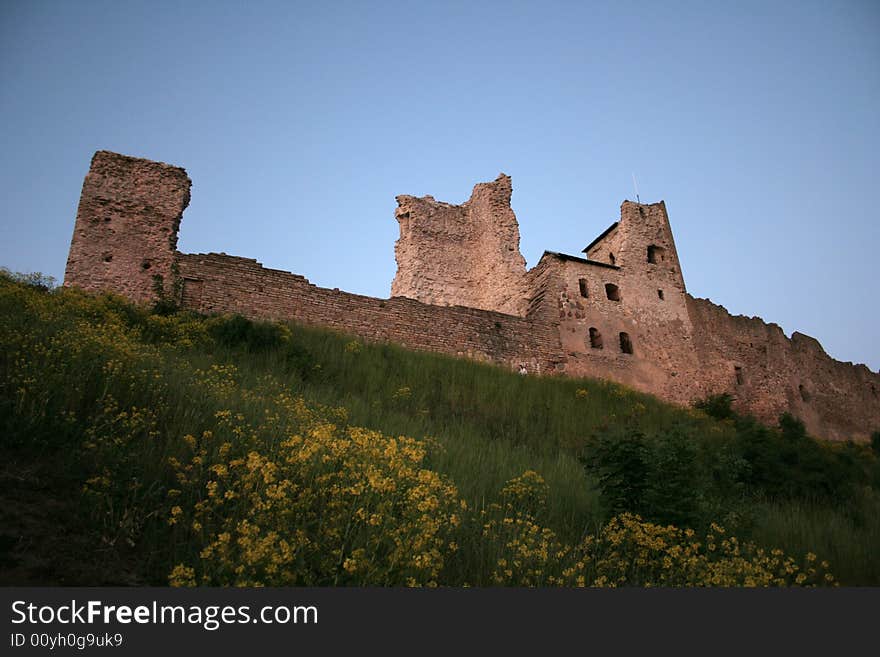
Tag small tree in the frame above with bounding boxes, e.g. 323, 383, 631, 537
582, 429, 649, 517
644, 429, 700, 527
779, 412, 807, 441
694, 393, 734, 420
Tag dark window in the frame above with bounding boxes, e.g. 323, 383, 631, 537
605, 283, 620, 301
657, 289, 664, 300
735, 366, 744, 386
799, 384, 811, 403
619, 332, 633, 354
589, 327, 603, 349
647, 244, 666, 264
141, 260, 152, 271
578, 278, 589, 298
609, 252, 616, 265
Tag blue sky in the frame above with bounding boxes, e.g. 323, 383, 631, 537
1, 1, 878, 371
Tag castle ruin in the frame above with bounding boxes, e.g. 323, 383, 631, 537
64, 151, 880, 442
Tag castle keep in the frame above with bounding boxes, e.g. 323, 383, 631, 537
65, 151, 880, 442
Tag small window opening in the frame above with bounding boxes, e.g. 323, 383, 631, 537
735, 366, 744, 386
605, 283, 620, 301
657, 289, 664, 300
102, 253, 113, 263
647, 244, 667, 264
609, 252, 616, 265
589, 327, 603, 350
619, 332, 633, 354
578, 278, 589, 298
141, 260, 152, 271
799, 384, 811, 403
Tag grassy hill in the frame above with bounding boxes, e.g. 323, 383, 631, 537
1, 270, 878, 586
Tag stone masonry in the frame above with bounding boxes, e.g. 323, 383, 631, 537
64, 151, 880, 442
64, 151, 191, 304
392, 174, 529, 316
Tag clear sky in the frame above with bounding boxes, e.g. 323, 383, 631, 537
1, 1, 878, 371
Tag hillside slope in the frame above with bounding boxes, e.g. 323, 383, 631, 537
1, 272, 878, 585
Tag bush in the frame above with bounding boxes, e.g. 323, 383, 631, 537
578, 513, 836, 587
582, 427, 703, 528
644, 429, 700, 527
0, 267, 57, 291
206, 314, 291, 352
694, 393, 734, 420
581, 429, 649, 518
167, 398, 462, 586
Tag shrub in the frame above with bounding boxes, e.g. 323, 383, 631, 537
644, 428, 700, 527
206, 314, 291, 352
577, 513, 836, 587
581, 429, 649, 518
694, 393, 734, 420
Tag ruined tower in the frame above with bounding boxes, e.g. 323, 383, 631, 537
391, 174, 528, 315
64, 151, 191, 303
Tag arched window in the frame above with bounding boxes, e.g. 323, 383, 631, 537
605, 283, 620, 301
589, 327, 603, 349
619, 332, 633, 354
647, 245, 666, 264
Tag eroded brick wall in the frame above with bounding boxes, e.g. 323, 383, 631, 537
391, 174, 528, 315
687, 296, 880, 442
176, 252, 562, 374
64, 151, 191, 303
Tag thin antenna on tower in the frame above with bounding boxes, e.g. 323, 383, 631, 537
632, 173, 640, 204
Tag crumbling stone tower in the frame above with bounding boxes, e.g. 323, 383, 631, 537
391, 174, 528, 315
64, 151, 191, 303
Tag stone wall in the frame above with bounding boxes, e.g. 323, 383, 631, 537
64, 151, 191, 304
176, 252, 562, 374
687, 296, 880, 442
391, 174, 528, 315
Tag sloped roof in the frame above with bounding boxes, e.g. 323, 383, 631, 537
541, 250, 620, 270
581, 221, 619, 254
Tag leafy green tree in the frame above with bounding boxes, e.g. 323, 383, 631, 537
694, 393, 734, 420
644, 429, 700, 527
582, 429, 649, 517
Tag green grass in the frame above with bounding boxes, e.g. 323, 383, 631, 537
750, 492, 880, 585
1, 270, 878, 585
